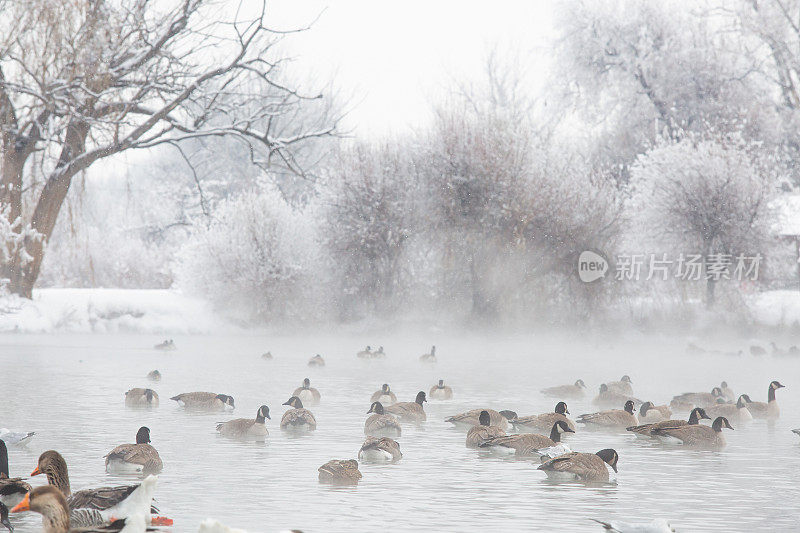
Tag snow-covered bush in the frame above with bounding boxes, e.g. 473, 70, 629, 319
175, 189, 320, 323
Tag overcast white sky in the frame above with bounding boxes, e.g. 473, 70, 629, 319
266, 1, 555, 138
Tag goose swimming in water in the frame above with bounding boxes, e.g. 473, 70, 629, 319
538, 449, 619, 482
292, 378, 321, 407
704, 395, 752, 423
385, 392, 427, 423
593, 384, 641, 410
541, 380, 586, 399
358, 437, 402, 463
743, 381, 785, 420
280, 397, 317, 432
605, 375, 633, 395
429, 380, 454, 400
445, 409, 515, 431
146, 370, 161, 382
578, 400, 637, 429
171, 392, 235, 412
419, 345, 436, 363
11, 485, 150, 533
32, 451, 162, 526
651, 416, 734, 450
124, 389, 158, 408
216, 406, 270, 441
0, 439, 31, 510
308, 354, 325, 367
104, 427, 163, 475
479, 421, 574, 456
370, 384, 397, 405
626, 407, 710, 439
637, 402, 671, 423
318, 460, 361, 485
364, 402, 402, 438
509, 402, 576, 433
466, 411, 506, 448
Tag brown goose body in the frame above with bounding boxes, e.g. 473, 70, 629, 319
510, 402, 576, 433
308, 355, 325, 367
358, 437, 402, 462
370, 384, 398, 405
705, 395, 753, 423
479, 421, 574, 456
318, 460, 361, 485
445, 409, 509, 431
605, 375, 633, 395
364, 402, 401, 437
466, 423, 505, 448
637, 402, 672, 423
541, 380, 586, 399
170, 392, 234, 412
385, 392, 427, 423
538, 449, 619, 482
593, 384, 641, 409
292, 379, 321, 407
104, 427, 162, 475
216, 405, 270, 440
124, 388, 158, 408
626, 407, 710, 437
651, 416, 734, 449
669, 387, 724, 411
429, 380, 454, 400
280, 397, 317, 431
744, 381, 784, 420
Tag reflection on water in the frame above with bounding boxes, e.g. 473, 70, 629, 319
1, 332, 799, 531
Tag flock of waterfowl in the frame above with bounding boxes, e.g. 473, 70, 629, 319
1, 338, 796, 533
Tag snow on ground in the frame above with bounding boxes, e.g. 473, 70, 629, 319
0, 288, 228, 334
749, 290, 800, 327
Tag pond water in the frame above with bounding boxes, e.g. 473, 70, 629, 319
1, 331, 797, 532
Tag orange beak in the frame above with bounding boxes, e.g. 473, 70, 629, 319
11, 493, 30, 513
30, 466, 41, 476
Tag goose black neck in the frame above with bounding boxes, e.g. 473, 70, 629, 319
768, 386, 776, 402
549, 424, 562, 443
256, 413, 266, 423
0, 441, 8, 477
688, 409, 700, 424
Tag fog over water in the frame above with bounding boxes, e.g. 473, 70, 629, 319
2, 331, 798, 532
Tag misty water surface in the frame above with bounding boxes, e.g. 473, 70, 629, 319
1, 332, 798, 532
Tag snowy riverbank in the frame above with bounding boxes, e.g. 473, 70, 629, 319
0, 288, 226, 334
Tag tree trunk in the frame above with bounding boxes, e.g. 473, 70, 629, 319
7, 120, 88, 298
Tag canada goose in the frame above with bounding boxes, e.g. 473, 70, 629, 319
606, 375, 633, 395
170, 392, 235, 412
578, 400, 637, 429
420, 345, 436, 363
292, 378, 321, 406
0, 502, 10, 532
10, 485, 151, 532
750, 345, 766, 356
364, 402, 401, 437
0, 429, 34, 447
638, 402, 671, 423
591, 518, 676, 532
445, 409, 515, 431
651, 416, 734, 449
704, 395, 753, 423
32, 451, 160, 526
356, 346, 373, 359
669, 387, 724, 411
370, 384, 397, 405
385, 392, 427, 423
541, 380, 586, 399
793, 428, 800, 437
280, 397, 317, 432
153, 340, 175, 351
479, 421, 574, 456
124, 388, 158, 408
626, 407, 711, 438
146, 370, 161, 382
509, 402, 577, 433
373, 346, 386, 358
318, 460, 361, 485
429, 380, 454, 400
538, 449, 619, 482
216, 406, 270, 440
261, 351, 273, 360
743, 381, 785, 419
358, 437, 402, 462
593, 384, 641, 409
308, 354, 325, 367
0, 439, 31, 509
104, 427, 163, 475
719, 381, 735, 402
466, 411, 506, 448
